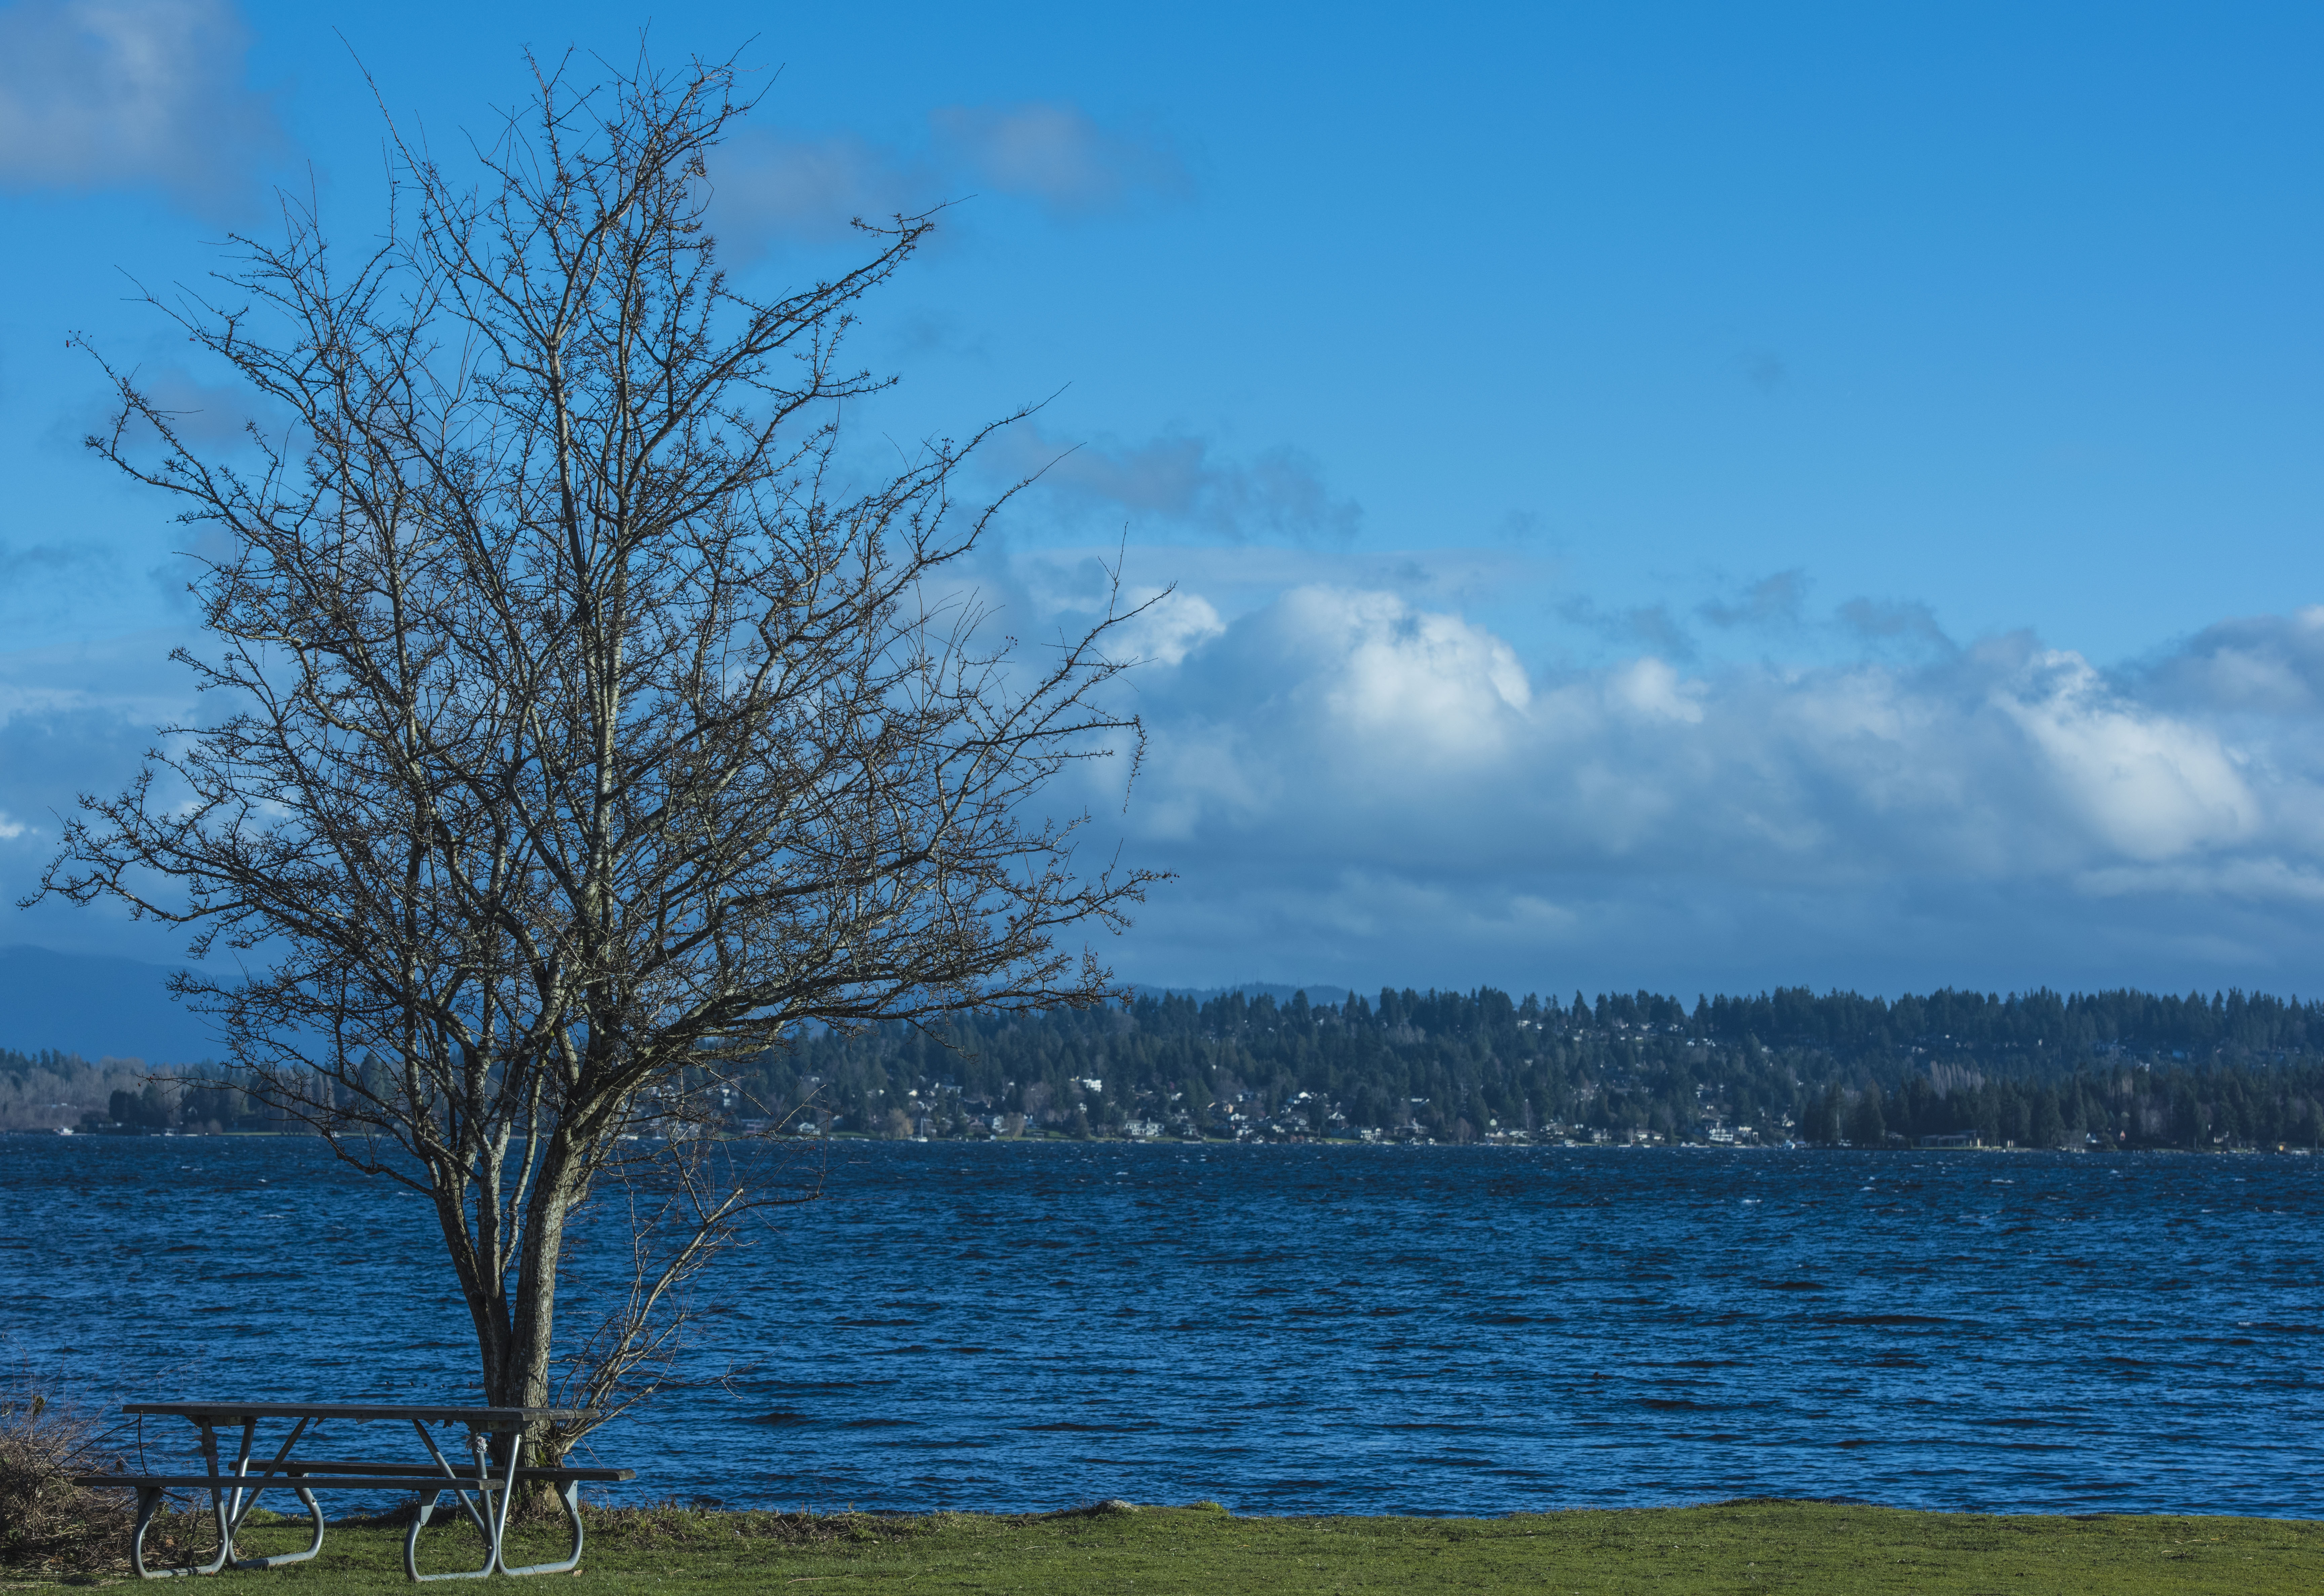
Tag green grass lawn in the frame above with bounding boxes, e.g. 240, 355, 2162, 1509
16, 1500, 2319, 1593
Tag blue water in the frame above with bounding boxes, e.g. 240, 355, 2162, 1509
5, 1135, 2319, 1517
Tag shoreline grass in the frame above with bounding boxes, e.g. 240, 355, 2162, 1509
6, 1500, 2318, 1592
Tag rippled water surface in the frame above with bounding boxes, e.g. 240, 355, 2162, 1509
5, 1135, 2319, 1516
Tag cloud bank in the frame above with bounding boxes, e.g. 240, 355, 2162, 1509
12, 567, 2324, 999
1029, 568, 2324, 996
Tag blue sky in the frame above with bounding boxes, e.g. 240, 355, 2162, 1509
3, 0, 2323, 1016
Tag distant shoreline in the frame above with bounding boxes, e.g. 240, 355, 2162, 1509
13, 1125, 2311, 1155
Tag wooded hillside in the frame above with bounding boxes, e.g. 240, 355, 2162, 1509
739, 984, 2324, 1151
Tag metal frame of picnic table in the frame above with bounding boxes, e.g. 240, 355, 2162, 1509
117, 1401, 597, 1581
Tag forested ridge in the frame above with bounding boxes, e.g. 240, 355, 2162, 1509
742, 984, 2324, 1151
12, 984, 2324, 1149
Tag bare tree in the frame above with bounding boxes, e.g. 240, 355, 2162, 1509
34, 50, 1158, 1461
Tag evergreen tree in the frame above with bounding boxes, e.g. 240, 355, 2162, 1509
1846, 1084, 1887, 1146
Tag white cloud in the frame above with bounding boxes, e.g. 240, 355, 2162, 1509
2137, 607, 2324, 718
0, 629, 194, 727
1995, 649, 2257, 861
1115, 588, 1225, 668
1606, 657, 1701, 724
709, 99, 1187, 249
1004, 425, 1362, 545
929, 102, 1188, 216
1116, 590, 2303, 885
708, 127, 927, 249
1050, 573, 2324, 993
2075, 857, 2324, 904
1175, 587, 1535, 772
0, 0, 280, 211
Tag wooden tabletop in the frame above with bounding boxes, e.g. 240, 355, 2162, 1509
121, 1402, 592, 1428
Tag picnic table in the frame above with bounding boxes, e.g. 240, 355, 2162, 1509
74, 1400, 635, 1580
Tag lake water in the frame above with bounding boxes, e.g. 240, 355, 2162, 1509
4, 1135, 2318, 1517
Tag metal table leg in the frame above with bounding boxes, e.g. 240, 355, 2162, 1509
229, 1483, 325, 1571
484, 1430, 520, 1575
403, 1423, 498, 1580
225, 1417, 321, 1570
128, 1485, 195, 1580
156, 1420, 238, 1577
495, 1478, 588, 1577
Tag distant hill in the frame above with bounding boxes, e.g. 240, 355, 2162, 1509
1131, 981, 1354, 1007
752, 982, 2324, 1152
0, 944, 215, 1063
